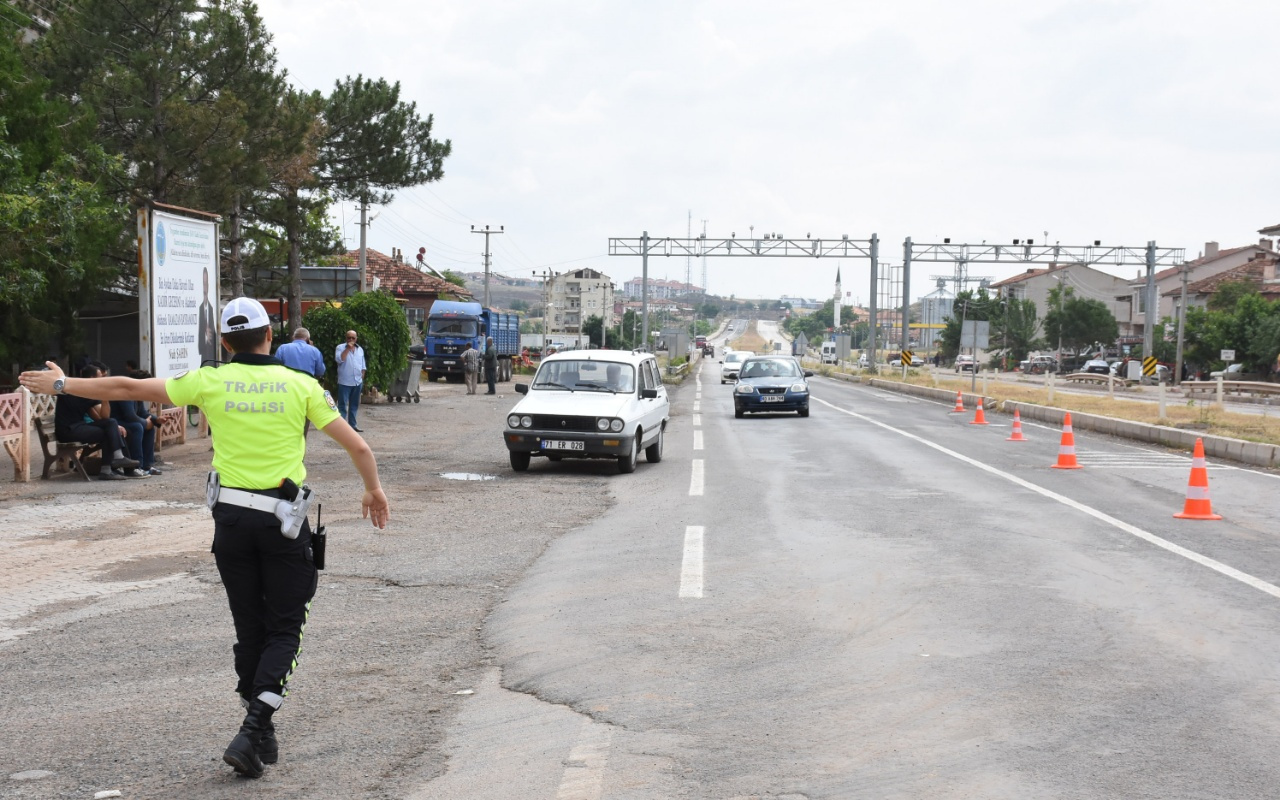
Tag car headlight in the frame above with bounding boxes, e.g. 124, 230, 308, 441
508, 414, 521, 428
735, 384, 755, 394
597, 418, 610, 431
610, 418, 624, 432
521, 416, 532, 428
790, 383, 808, 393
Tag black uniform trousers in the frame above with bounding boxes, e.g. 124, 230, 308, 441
212, 496, 317, 702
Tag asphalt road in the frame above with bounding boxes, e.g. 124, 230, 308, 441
427, 358, 1280, 798
5, 356, 1280, 798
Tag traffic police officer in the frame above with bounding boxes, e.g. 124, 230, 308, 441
21, 297, 390, 779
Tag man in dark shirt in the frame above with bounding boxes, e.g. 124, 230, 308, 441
483, 336, 497, 394
54, 365, 140, 473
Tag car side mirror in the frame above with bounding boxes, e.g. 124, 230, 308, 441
803, 370, 814, 377
515, 384, 528, 394
641, 388, 658, 399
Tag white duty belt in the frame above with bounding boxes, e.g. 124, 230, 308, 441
206, 471, 315, 539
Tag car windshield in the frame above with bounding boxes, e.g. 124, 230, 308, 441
428, 318, 478, 337
533, 359, 635, 392
739, 359, 801, 379
725, 352, 744, 363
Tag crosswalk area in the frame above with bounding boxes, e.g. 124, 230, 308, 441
1074, 449, 1228, 469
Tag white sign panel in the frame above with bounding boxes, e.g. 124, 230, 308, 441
961, 320, 990, 350
1220, 349, 1235, 362
151, 210, 218, 378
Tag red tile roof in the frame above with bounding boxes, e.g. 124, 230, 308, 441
333, 249, 473, 299
1163, 256, 1280, 297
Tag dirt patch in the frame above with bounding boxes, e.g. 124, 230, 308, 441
95, 553, 199, 583
730, 320, 771, 354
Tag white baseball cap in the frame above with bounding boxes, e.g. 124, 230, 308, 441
220, 297, 271, 332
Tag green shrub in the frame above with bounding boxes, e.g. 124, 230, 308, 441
302, 291, 411, 392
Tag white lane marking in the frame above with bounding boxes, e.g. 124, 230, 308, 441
689, 459, 704, 496
814, 396, 1280, 601
555, 718, 613, 800
679, 525, 705, 598
693, 430, 703, 450
693, 414, 702, 427
693, 401, 701, 412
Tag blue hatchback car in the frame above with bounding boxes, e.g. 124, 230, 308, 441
733, 356, 813, 418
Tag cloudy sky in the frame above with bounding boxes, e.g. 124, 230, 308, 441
255, 0, 1280, 303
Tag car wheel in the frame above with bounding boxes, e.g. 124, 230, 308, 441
645, 425, 664, 463
798, 406, 809, 417
618, 435, 638, 474
721, 378, 726, 384
734, 407, 744, 418
509, 451, 530, 472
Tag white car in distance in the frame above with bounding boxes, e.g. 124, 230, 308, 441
721, 350, 748, 383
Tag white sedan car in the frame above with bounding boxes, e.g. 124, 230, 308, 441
504, 351, 669, 474
721, 350, 748, 383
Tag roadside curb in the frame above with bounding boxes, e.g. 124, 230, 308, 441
835, 374, 1280, 469
1002, 401, 1280, 469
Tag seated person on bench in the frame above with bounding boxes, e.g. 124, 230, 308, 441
54, 364, 141, 475
111, 369, 162, 476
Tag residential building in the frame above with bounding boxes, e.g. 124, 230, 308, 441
548, 268, 614, 342
1162, 243, 1280, 309
623, 277, 701, 299
990, 264, 1130, 341
1118, 240, 1274, 343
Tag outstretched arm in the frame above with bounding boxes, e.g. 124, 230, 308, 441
20, 363, 172, 405
320, 417, 389, 529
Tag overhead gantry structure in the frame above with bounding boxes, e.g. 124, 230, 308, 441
609, 233, 1186, 363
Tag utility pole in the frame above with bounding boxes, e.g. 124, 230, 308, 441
902, 237, 912, 353
533, 268, 556, 355
358, 197, 369, 294
641, 230, 650, 348
471, 224, 504, 307
1142, 240, 1157, 359
868, 234, 879, 368
1175, 263, 1189, 385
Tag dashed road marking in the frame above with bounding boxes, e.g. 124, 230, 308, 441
679, 526, 705, 599
555, 717, 613, 800
814, 396, 1280, 601
693, 414, 702, 427
689, 459, 704, 496
693, 430, 703, 450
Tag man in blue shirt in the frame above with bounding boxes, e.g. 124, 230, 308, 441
276, 328, 326, 435
275, 328, 325, 379
334, 329, 367, 432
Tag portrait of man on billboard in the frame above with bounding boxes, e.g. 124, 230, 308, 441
198, 267, 216, 365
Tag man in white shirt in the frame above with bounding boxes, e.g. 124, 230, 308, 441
334, 329, 367, 432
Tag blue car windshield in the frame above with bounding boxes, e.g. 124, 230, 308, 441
739, 359, 801, 379
428, 318, 478, 337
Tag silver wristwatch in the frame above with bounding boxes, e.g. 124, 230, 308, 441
52, 377, 66, 395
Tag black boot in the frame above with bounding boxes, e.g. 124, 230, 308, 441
223, 699, 275, 778
238, 694, 278, 765
258, 717, 278, 765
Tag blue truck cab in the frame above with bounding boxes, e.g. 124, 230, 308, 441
422, 300, 520, 382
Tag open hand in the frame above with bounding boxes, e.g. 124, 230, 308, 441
362, 488, 389, 529
18, 362, 64, 395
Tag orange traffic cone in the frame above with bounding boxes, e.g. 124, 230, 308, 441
951, 390, 964, 413
1006, 408, 1027, 441
1051, 412, 1081, 469
970, 402, 989, 425
1174, 438, 1222, 520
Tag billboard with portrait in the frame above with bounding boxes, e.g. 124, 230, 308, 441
150, 209, 218, 378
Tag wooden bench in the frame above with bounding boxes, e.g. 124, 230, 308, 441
32, 414, 100, 480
